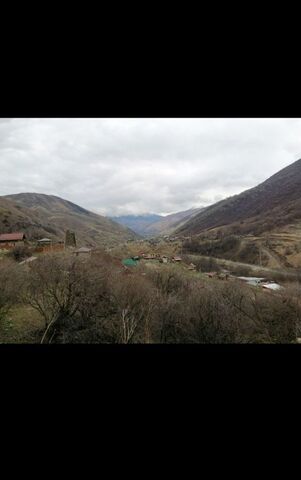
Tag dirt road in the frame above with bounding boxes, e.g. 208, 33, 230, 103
188, 254, 299, 279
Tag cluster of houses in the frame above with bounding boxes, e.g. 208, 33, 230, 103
162, 235, 192, 243
0, 231, 94, 259
0, 232, 63, 252
1, 232, 284, 293
122, 252, 183, 268
140, 252, 183, 263
237, 276, 283, 291
122, 253, 198, 272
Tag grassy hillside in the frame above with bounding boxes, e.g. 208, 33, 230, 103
177, 159, 301, 236
1, 193, 138, 246
0, 196, 56, 238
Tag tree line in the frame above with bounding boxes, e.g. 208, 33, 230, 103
0, 251, 300, 343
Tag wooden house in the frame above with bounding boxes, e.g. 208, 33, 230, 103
0, 232, 26, 249
37, 238, 52, 245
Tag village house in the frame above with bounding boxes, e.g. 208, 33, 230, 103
217, 273, 229, 280
159, 256, 169, 264
37, 237, 52, 245
0, 232, 26, 249
73, 246, 92, 257
237, 276, 267, 287
205, 272, 218, 278
261, 282, 283, 291
143, 253, 156, 260
172, 256, 182, 262
122, 258, 138, 267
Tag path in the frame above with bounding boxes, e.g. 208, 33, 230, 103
188, 254, 299, 279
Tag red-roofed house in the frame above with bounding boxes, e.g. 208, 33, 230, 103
0, 232, 26, 249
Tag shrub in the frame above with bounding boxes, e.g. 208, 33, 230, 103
8, 245, 33, 262
24, 253, 115, 343
183, 235, 240, 258
230, 265, 253, 276
0, 259, 23, 326
194, 257, 221, 273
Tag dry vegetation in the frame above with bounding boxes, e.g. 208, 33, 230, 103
0, 249, 300, 344
182, 231, 301, 271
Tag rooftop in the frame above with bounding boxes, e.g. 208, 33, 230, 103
74, 247, 92, 253
122, 258, 138, 267
0, 232, 25, 242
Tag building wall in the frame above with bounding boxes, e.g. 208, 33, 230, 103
34, 244, 64, 253
0, 241, 24, 249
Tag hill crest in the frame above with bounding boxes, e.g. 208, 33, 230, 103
1, 193, 138, 246
177, 158, 301, 236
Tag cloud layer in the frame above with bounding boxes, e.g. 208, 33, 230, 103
0, 118, 300, 216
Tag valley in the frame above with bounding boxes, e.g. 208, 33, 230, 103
1, 157, 301, 344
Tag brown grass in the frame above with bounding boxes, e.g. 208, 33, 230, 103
0, 305, 44, 343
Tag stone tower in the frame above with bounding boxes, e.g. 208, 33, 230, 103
65, 229, 76, 248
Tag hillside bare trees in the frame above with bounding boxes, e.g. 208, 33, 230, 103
0, 259, 23, 325
1, 249, 299, 344
23, 253, 114, 343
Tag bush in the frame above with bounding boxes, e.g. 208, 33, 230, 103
230, 265, 253, 276
8, 245, 33, 262
23, 253, 116, 343
183, 235, 240, 258
193, 257, 221, 273
147, 266, 188, 295
0, 259, 23, 326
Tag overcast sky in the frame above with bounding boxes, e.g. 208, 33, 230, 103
0, 118, 300, 216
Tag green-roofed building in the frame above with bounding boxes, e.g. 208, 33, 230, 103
122, 258, 138, 267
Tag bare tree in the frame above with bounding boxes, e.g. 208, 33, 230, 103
0, 259, 21, 325
24, 254, 91, 342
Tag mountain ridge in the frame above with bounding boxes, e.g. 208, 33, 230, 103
143, 207, 205, 236
112, 208, 204, 236
177, 158, 301, 236
110, 213, 163, 236
1, 193, 138, 246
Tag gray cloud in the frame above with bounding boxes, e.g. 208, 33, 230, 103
0, 118, 300, 216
